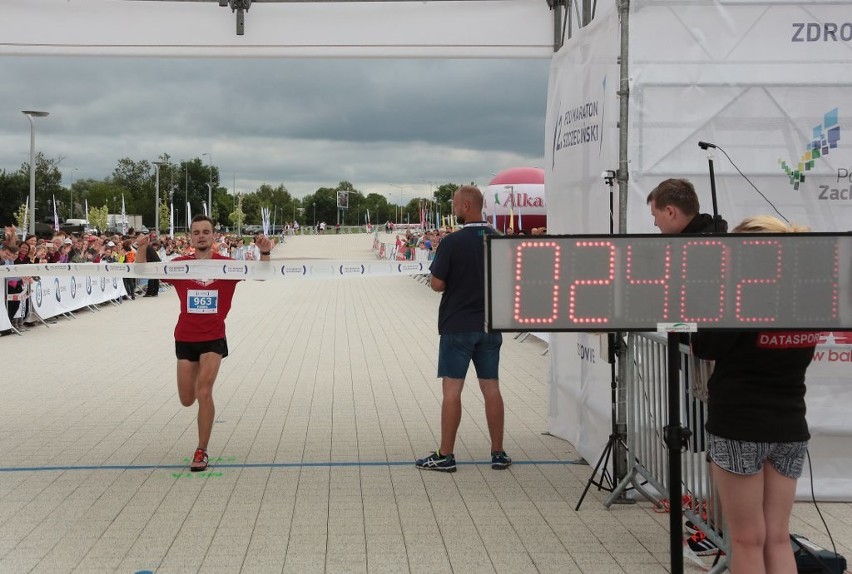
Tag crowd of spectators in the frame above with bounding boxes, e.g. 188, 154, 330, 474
387, 223, 548, 260
1, 225, 269, 335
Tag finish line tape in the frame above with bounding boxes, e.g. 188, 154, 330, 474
0, 260, 431, 280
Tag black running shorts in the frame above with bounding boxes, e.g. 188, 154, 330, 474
175, 338, 229, 361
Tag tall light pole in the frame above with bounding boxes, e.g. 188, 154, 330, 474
69, 167, 78, 219
184, 161, 190, 228
202, 152, 213, 218
389, 184, 404, 223
22, 110, 49, 234
423, 179, 436, 229
152, 160, 169, 236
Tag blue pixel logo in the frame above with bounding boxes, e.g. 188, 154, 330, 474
779, 108, 840, 190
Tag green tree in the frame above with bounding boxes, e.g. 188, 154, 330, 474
13, 203, 28, 231
110, 158, 154, 216
362, 193, 390, 225
0, 169, 27, 226
253, 183, 294, 227
158, 201, 170, 234
239, 192, 261, 225
228, 201, 246, 234
434, 183, 458, 216
78, 179, 125, 219
303, 187, 340, 226
89, 204, 109, 234
3, 153, 64, 226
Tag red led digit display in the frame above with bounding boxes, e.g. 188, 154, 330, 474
624, 243, 671, 321
485, 234, 851, 331
568, 241, 615, 324
735, 240, 782, 323
680, 240, 728, 323
791, 238, 840, 323
513, 241, 561, 325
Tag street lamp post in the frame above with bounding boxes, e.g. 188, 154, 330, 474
152, 160, 169, 236
22, 110, 49, 234
389, 184, 404, 223
70, 167, 78, 219
202, 152, 213, 219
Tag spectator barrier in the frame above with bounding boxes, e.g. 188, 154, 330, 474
604, 333, 727, 571
1, 292, 13, 331
599, 331, 852, 566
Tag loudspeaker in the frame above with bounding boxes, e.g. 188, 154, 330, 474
792, 534, 847, 574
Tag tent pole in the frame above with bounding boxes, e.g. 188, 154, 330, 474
614, 0, 632, 511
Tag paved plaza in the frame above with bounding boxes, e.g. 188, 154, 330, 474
0, 233, 849, 573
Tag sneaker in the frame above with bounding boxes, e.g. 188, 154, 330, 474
685, 520, 700, 536
685, 519, 716, 537
687, 530, 721, 556
190, 448, 209, 472
415, 450, 456, 473
491, 450, 512, 470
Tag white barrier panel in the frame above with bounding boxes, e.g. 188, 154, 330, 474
1, 260, 431, 281
0, 306, 11, 331
30, 275, 126, 319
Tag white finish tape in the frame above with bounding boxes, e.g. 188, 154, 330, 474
1, 260, 431, 281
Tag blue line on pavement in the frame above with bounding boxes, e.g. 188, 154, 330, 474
0, 459, 584, 473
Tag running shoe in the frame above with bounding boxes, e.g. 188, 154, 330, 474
491, 450, 512, 470
415, 450, 456, 473
687, 530, 721, 556
685, 518, 716, 537
685, 520, 700, 536
190, 448, 209, 472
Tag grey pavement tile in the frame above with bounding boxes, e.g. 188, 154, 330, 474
366, 553, 410, 573
527, 552, 583, 573
326, 552, 368, 573
282, 552, 325, 573
489, 552, 540, 574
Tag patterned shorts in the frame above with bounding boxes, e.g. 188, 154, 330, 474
707, 433, 807, 479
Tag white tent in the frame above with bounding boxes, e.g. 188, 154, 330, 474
546, 0, 852, 500
2, 0, 554, 58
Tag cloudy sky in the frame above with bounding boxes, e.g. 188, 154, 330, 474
0, 56, 550, 202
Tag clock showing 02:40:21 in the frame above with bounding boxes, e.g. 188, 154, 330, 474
485, 233, 852, 332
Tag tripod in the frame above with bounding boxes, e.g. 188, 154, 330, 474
575, 332, 633, 510
575, 171, 634, 511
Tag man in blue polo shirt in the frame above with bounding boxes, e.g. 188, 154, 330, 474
416, 185, 511, 473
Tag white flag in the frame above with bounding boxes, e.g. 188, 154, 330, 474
21, 197, 29, 239
121, 194, 128, 235
53, 195, 60, 231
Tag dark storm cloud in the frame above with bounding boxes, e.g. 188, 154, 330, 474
0, 57, 549, 196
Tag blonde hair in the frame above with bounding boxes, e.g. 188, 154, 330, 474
733, 215, 809, 234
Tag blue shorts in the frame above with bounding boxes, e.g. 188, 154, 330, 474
437, 332, 502, 380
708, 433, 807, 479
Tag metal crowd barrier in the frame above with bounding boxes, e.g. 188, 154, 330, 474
605, 332, 728, 572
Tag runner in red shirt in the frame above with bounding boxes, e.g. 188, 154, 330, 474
136, 215, 275, 471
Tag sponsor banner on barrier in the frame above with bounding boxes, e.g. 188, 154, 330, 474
1, 259, 431, 281
29, 275, 126, 319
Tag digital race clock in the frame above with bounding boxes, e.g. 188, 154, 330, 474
485, 234, 852, 331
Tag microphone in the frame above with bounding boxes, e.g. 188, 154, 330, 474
696, 140, 791, 223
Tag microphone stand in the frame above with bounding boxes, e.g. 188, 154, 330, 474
575, 170, 632, 510
699, 141, 723, 233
